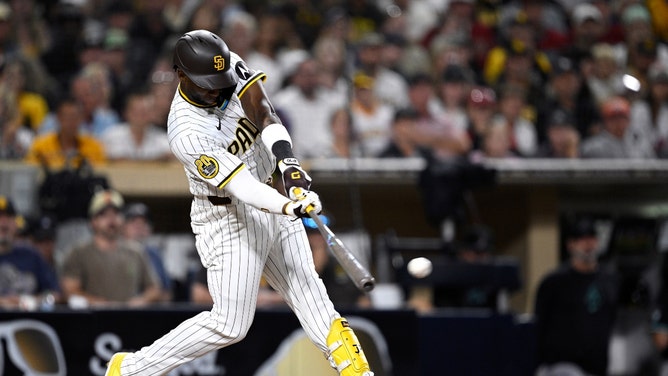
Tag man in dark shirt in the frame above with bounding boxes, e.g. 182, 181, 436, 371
0, 196, 60, 309
534, 217, 619, 376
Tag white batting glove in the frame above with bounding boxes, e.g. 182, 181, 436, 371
283, 190, 322, 218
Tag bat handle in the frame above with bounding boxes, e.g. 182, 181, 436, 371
291, 187, 317, 214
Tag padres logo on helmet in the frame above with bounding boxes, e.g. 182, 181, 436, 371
195, 155, 219, 179
214, 55, 225, 71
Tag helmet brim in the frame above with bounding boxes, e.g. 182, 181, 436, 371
189, 68, 238, 90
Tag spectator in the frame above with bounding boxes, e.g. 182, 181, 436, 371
25, 214, 59, 285
483, 11, 552, 89
466, 86, 498, 152
39, 1, 86, 97
147, 56, 179, 129
496, 84, 538, 157
0, 195, 60, 310
433, 225, 501, 310
272, 55, 345, 159
125, 0, 176, 92
406, 73, 471, 159
355, 32, 410, 109
349, 72, 394, 157
24, 96, 106, 169
581, 96, 655, 158
101, 27, 136, 114
428, 33, 474, 82
536, 109, 581, 159
122, 202, 172, 302
219, 11, 287, 95
312, 34, 349, 101
541, 55, 600, 142
59, 189, 162, 308
0, 81, 29, 159
2, 56, 50, 132
432, 64, 475, 132
631, 66, 668, 157
39, 63, 121, 137
476, 116, 519, 159
534, 216, 619, 376
379, 108, 424, 158
101, 91, 173, 162
561, 3, 607, 71
587, 42, 625, 108
302, 214, 371, 310
327, 107, 361, 158
626, 37, 661, 100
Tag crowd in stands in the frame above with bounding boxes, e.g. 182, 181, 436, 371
0, 0, 665, 163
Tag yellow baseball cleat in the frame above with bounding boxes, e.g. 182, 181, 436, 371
104, 352, 128, 376
327, 318, 374, 376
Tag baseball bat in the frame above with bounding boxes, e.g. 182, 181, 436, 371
306, 207, 376, 292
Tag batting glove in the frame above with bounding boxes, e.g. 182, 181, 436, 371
283, 190, 322, 218
278, 158, 311, 197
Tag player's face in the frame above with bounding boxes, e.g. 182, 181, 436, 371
178, 70, 219, 106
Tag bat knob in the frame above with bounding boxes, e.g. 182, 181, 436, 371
361, 278, 376, 292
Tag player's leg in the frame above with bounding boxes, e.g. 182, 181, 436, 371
263, 217, 373, 376
107, 204, 270, 375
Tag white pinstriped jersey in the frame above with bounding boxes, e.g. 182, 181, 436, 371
167, 52, 275, 198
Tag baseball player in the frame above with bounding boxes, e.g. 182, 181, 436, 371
105, 30, 373, 376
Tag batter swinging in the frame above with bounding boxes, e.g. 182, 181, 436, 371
105, 30, 373, 376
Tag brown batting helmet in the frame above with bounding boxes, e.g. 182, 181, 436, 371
173, 30, 238, 90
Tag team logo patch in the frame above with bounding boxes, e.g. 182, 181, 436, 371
213, 55, 225, 71
235, 61, 252, 80
195, 155, 219, 179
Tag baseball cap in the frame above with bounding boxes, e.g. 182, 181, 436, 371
104, 28, 129, 51
357, 32, 384, 48
551, 57, 577, 77
88, 189, 124, 217
123, 202, 151, 221
442, 64, 474, 84
572, 3, 602, 26
353, 72, 375, 89
468, 86, 497, 107
0, 195, 16, 216
566, 217, 597, 239
459, 225, 495, 253
601, 96, 630, 118
622, 4, 650, 26
29, 215, 57, 241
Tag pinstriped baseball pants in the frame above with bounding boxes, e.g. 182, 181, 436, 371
119, 200, 339, 375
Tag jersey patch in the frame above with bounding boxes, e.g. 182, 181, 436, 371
235, 61, 253, 81
195, 155, 219, 179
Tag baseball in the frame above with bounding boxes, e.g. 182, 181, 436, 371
407, 257, 433, 278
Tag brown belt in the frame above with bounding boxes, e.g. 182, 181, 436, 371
207, 196, 232, 205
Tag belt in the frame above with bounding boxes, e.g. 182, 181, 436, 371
207, 196, 232, 205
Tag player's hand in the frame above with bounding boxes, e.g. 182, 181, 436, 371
283, 190, 322, 218
278, 158, 311, 196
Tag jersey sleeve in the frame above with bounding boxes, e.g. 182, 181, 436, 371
170, 125, 246, 190
230, 52, 267, 100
